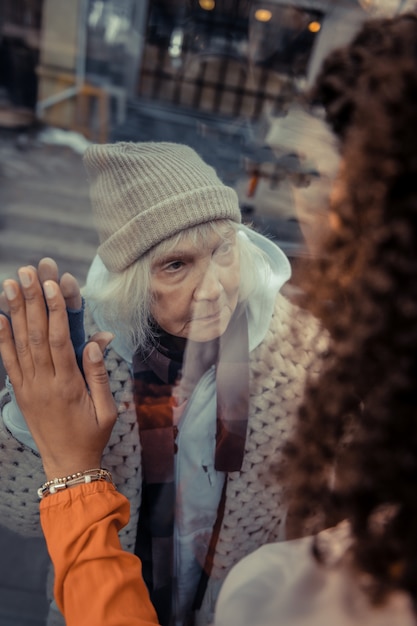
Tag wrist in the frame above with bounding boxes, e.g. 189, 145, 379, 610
43, 458, 103, 482
38, 468, 114, 499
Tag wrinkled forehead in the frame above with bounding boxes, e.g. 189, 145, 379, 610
150, 220, 237, 259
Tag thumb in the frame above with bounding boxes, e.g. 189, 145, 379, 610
83, 342, 117, 430
89, 331, 114, 354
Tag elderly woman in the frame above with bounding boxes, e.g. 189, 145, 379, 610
0, 142, 322, 626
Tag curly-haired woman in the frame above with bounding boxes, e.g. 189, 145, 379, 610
216, 11, 417, 626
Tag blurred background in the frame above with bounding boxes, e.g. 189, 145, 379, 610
0, 0, 415, 623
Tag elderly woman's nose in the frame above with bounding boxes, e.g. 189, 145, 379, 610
194, 264, 222, 300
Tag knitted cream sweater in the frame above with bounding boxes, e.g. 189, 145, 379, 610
0, 293, 324, 621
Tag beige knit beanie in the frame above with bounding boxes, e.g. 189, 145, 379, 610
83, 141, 242, 272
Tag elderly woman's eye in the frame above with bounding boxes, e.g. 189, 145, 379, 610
217, 242, 233, 255
166, 260, 184, 271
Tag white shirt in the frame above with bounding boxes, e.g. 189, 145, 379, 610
214, 523, 415, 626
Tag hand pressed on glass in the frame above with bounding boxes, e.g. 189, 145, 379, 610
0, 265, 117, 481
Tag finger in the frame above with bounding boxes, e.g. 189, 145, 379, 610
0, 313, 22, 386
43, 280, 80, 378
17, 267, 52, 372
37, 257, 59, 284
0, 291, 10, 315
60, 272, 82, 310
3, 277, 35, 376
83, 342, 117, 430
89, 331, 114, 354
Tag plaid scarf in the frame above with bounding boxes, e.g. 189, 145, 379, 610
133, 309, 249, 625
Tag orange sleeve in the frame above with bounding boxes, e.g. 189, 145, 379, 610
40, 481, 159, 626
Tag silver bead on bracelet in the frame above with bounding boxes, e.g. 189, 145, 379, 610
38, 468, 114, 499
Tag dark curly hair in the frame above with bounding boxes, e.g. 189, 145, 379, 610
287, 12, 417, 608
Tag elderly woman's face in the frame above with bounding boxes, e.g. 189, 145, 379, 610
150, 226, 240, 342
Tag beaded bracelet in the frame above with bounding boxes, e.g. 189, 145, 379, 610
38, 468, 114, 499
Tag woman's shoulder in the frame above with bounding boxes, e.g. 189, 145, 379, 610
214, 523, 415, 626
214, 533, 315, 626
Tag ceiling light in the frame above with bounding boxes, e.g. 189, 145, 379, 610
254, 8, 273, 22
308, 21, 321, 33
199, 0, 215, 10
